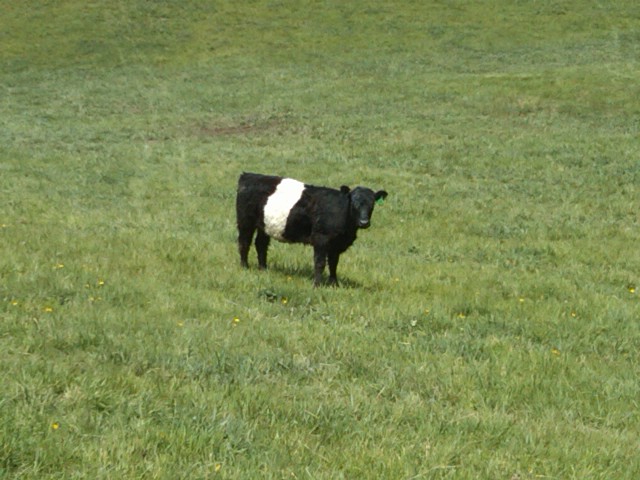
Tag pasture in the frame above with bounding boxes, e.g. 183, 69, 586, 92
1, 1, 639, 478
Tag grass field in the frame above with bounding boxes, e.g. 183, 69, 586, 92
2, 1, 640, 478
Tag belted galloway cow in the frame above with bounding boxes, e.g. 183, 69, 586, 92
236, 172, 388, 286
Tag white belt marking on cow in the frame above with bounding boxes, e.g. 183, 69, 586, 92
263, 178, 305, 241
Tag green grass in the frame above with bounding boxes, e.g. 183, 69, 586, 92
2, 1, 640, 478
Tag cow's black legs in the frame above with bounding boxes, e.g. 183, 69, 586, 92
313, 246, 327, 287
238, 227, 255, 268
327, 251, 340, 286
255, 230, 270, 270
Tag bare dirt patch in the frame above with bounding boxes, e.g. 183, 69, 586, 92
195, 116, 286, 137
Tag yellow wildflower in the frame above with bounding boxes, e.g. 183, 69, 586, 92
44, 306, 53, 313
51, 422, 60, 430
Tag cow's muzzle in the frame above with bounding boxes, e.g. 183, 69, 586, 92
358, 219, 371, 229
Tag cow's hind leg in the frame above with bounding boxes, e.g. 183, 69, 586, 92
238, 226, 255, 269
255, 230, 270, 270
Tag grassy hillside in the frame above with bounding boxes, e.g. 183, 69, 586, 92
1, 1, 639, 478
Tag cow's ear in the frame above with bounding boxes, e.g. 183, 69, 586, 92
375, 190, 388, 201
340, 185, 350, 194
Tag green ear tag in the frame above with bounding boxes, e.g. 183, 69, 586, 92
376, 197, 384, 206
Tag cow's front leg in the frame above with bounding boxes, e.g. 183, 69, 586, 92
313, 246, 327, 287
327, 251, 340, 286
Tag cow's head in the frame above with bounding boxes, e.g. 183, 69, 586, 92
342, 186, 388, 229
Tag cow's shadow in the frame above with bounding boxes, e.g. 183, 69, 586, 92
267, 263, 363, 289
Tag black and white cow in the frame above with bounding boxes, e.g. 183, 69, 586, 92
236, 172, 388, 286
